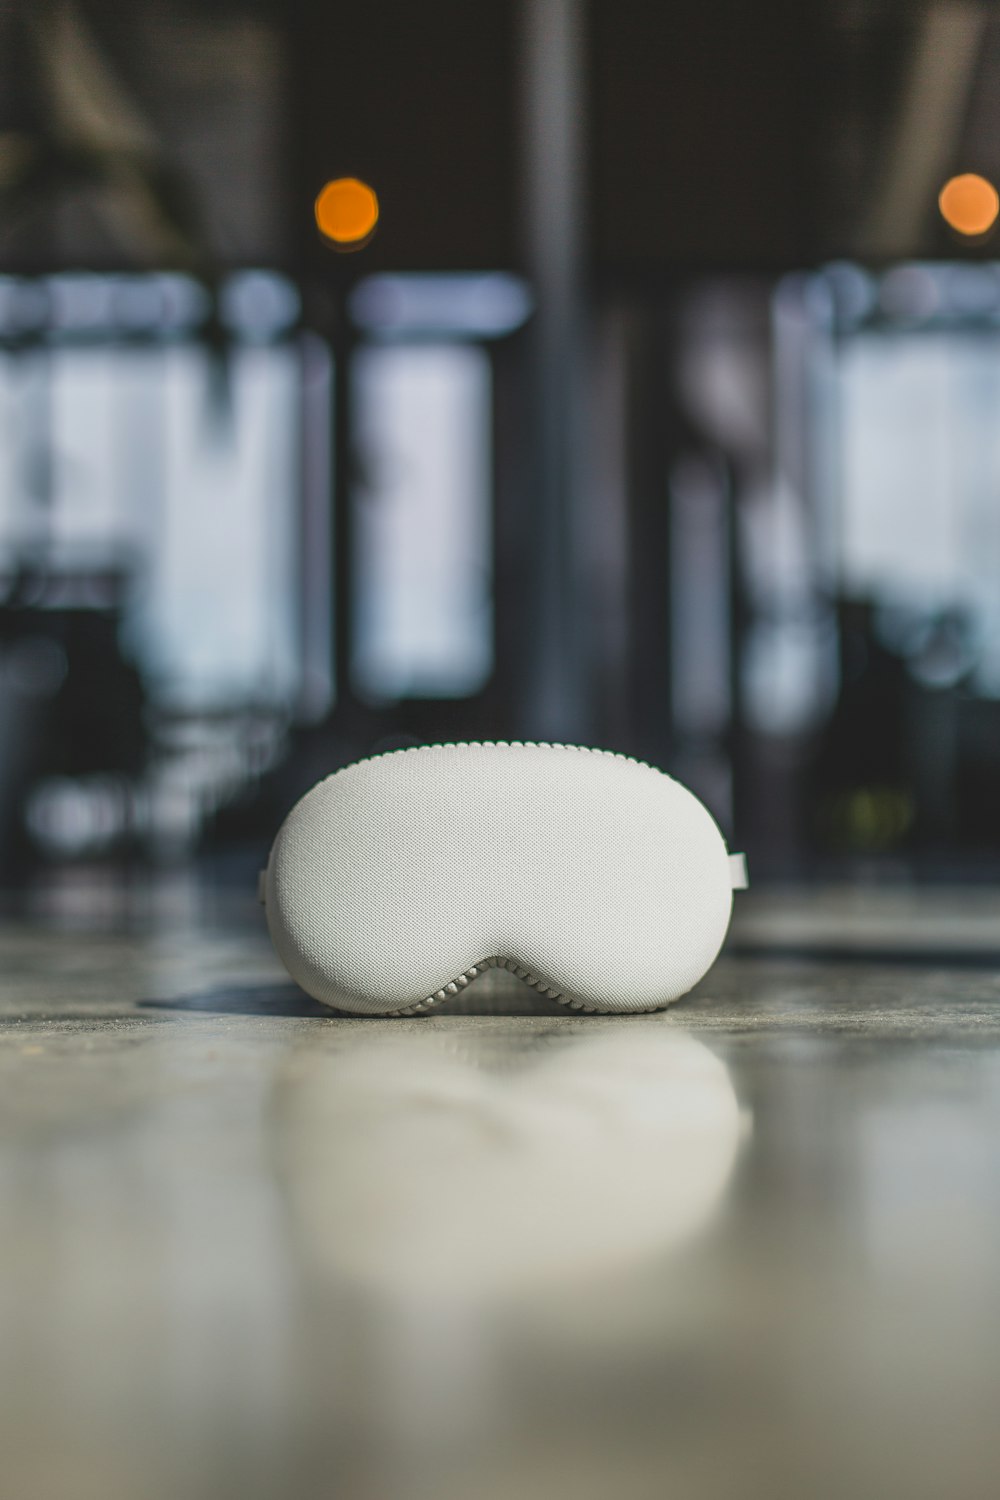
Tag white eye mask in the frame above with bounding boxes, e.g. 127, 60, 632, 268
261, 741, 748, 1016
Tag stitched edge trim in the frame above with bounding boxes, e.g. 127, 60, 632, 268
315, 741, 668, 789
370, 956, 676, 1018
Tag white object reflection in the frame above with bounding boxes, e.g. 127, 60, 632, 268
274, 1026, 749, 1300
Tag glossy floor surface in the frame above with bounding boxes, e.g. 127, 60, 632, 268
3, 880, 1000, 1500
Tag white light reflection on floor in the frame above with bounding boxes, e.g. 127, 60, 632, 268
274, 1025, 750, 1301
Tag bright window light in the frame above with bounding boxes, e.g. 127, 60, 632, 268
836, 327, 1000, 695
352, 343, 493, 699
0, 334, 303, 711
349, 273, 532, 338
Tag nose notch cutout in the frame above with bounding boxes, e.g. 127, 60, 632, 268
396, 955, 567, 1017
391, 954, 681, 1019
423, 959, 568, 1017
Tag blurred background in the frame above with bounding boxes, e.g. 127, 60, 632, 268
2, 0, 1000, 888
10, 12, 1000, 1500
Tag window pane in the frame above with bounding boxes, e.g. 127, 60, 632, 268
352, 343, 493, 699
0, 335, 303, 712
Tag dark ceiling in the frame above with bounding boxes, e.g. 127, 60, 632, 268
0, 0, 996, 275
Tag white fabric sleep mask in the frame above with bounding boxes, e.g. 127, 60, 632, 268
261, 741, 748, 1016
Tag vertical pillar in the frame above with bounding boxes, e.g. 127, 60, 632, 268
518, 0, 589, 741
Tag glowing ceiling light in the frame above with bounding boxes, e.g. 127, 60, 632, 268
314, 177, 379, 249
938, 173, 999, 237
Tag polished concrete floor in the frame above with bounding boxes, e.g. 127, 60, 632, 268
3, 878, 1000, 1500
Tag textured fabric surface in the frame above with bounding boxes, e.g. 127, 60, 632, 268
265, 742, 735, 1014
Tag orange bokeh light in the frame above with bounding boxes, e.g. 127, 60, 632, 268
938, 173, 999, 237
314, 178, 379, 247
